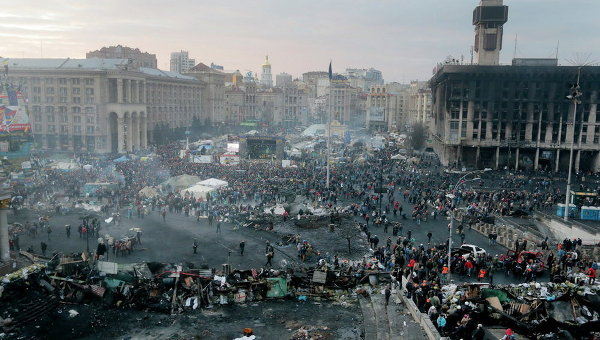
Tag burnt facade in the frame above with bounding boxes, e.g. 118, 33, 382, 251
430, 64, 600, 172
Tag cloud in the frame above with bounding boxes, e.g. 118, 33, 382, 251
0, 0, 598, 81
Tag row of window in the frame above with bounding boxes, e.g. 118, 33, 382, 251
33, 114, 95, 124
34, 125, 95, 134
29, 96, 95, 104
32, 87, 94, 95
31, 106, 95, 114
14, 77, 94, 85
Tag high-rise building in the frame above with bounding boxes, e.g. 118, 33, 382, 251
473, 0, 509, 65
345, 68, 384, 92
276, 73, 293, 88
170, 51, 196, 73
260, 56, 273, 88
86, 45, 157, 69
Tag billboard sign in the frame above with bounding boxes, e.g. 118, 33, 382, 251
220, 154, 240, 165
192, 155, 213, 164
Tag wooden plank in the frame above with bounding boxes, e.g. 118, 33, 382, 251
371, 294, 391, 340
359, 296, 377, 340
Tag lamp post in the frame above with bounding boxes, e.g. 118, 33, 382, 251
564, 68, 582, 222
446, 168, 491, 283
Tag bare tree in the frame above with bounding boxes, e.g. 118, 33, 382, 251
409, 123, 426, 151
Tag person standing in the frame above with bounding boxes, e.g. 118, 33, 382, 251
239, 240, 246, 256
96, 242, 107, 260
65, 225, 71, 239
216, 221, 221, 234
40, 242, 48, 256
46, 225, 52, 241
426, 231, 433, 244
384, 285, 391, 306
193, 239, 198, 254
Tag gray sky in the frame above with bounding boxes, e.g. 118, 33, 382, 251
0, 0, 598, 82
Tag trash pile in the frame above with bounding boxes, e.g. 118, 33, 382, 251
430, 281, 600, 339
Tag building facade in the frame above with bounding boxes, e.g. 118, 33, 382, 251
430, 64, 600, 171
276, 73, 293, 88
86, 45, 157, 69
3, 58, 202, 154
407, 80, 432, 127
170, 51, 196, 73
186, 63, 226, 124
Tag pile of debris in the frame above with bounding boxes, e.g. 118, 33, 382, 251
0, 252, 388, 337
433, 281, 600, 339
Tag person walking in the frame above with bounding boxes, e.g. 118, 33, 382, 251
426, 231, 433, 244
161, 210, 167, 222
193, 239, 198, 254
46, 225, 52, 241
216, 221, 221, 234
265, 242, 274, 267
65, 225, 71, 239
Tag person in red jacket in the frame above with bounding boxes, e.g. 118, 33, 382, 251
465, 260, 474, 277
586, 266, 596, 285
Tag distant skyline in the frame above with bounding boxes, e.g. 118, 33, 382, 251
1, 0, 599, 82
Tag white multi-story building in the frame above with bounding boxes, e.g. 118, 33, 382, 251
4, 57, 203, 153
170, 51, 196, 73
407, 80, 432, 127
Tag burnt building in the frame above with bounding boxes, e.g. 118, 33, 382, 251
430, 62, 600, 172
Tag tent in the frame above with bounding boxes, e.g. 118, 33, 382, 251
183, 184, 215, 198
197, 178, 228, 188
113, 155, 129, 163
391, 154, 407, 160
139, 186, 160, 198
161, 175, 202, 190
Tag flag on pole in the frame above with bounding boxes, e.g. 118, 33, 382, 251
328, 61, 332, 80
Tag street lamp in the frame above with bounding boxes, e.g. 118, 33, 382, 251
446, 168, 491, 283
564, 68, 582, 222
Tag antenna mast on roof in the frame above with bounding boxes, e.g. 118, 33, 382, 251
513, 33, 517, 60
556, 40, 560, 60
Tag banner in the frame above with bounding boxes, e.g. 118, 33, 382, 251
0, 106, 31, 133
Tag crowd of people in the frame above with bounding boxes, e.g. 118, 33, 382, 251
5, 135, 600, 338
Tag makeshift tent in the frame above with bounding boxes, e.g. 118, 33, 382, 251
161, 175, 202, 190
197, 178, 228, 188
113, 155, 129, 163
391, 154, 407, 160
49, 161, 80, 171
182, 184, 215, 198
300, 124, 326, 137
139, 186, 160, 198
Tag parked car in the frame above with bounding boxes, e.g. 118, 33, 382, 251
452, 244, 487, 259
